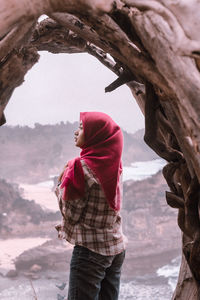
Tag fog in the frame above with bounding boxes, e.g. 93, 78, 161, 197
5, 51, 144, 133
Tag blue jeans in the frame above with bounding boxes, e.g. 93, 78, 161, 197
68, 245, 125, 300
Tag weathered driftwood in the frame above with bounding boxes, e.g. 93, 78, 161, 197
1, 1, 200, 298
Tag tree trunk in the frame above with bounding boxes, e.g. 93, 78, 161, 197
1, 1, 200, 298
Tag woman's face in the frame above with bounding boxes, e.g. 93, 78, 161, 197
74, 120, 85, 148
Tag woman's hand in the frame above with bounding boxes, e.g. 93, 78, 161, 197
55, 163, 68, 199
54, 186, 60, 197
58, 163, 68, 183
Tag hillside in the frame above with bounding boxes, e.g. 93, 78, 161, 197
0, 170, 180, 244
0, 170, 180, 282
122, 172, 180, 245
0, 123, 157, 183
0, 179, 59, 238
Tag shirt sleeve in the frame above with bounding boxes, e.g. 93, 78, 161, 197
56, 160, 94, 225
60, 193, 87, 225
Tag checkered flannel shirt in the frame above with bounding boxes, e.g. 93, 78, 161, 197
55, 159, 126, 256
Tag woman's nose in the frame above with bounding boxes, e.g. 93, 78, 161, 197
74, 130, 78, 136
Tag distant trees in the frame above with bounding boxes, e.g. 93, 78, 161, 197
0, 124, 154, 182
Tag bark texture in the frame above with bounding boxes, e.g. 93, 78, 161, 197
1, 1, 200, 298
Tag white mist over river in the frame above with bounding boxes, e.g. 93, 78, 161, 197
19, 159, 166, 212
123, 159, 166, 182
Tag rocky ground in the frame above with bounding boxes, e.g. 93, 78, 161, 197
11, 238, 180, 280
0, 237, 180, 300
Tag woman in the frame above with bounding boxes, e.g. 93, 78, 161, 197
55, 111, 126, 300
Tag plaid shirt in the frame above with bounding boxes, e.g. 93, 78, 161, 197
55, 159, 126, 256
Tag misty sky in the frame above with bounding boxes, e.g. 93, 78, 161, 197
5, 51, 144, 133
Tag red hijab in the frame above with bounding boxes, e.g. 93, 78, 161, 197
61, 112, 123, 211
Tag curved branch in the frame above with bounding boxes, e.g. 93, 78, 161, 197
31, 19, 86, 53
144, 81, 182, 162
51, 12, 171, 96
0, 0, 116, 38
83, 13, 173, 96
50, 13, 111, 53
0, 21, 36, 61
162, 161, 182, 194
166, 191, 184, 209
0, 48, 39, 119
123, 0, 183, 43
123, 0, 200, 59
86, 44, 117, 73
105, 69, 137, 92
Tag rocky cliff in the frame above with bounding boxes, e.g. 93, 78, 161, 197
0, 171, 181, 279
0, 179, 59, 238
122, 172, 181, 277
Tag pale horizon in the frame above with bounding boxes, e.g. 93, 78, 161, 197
3, 119, 144, 135
4, 52, 144, 134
